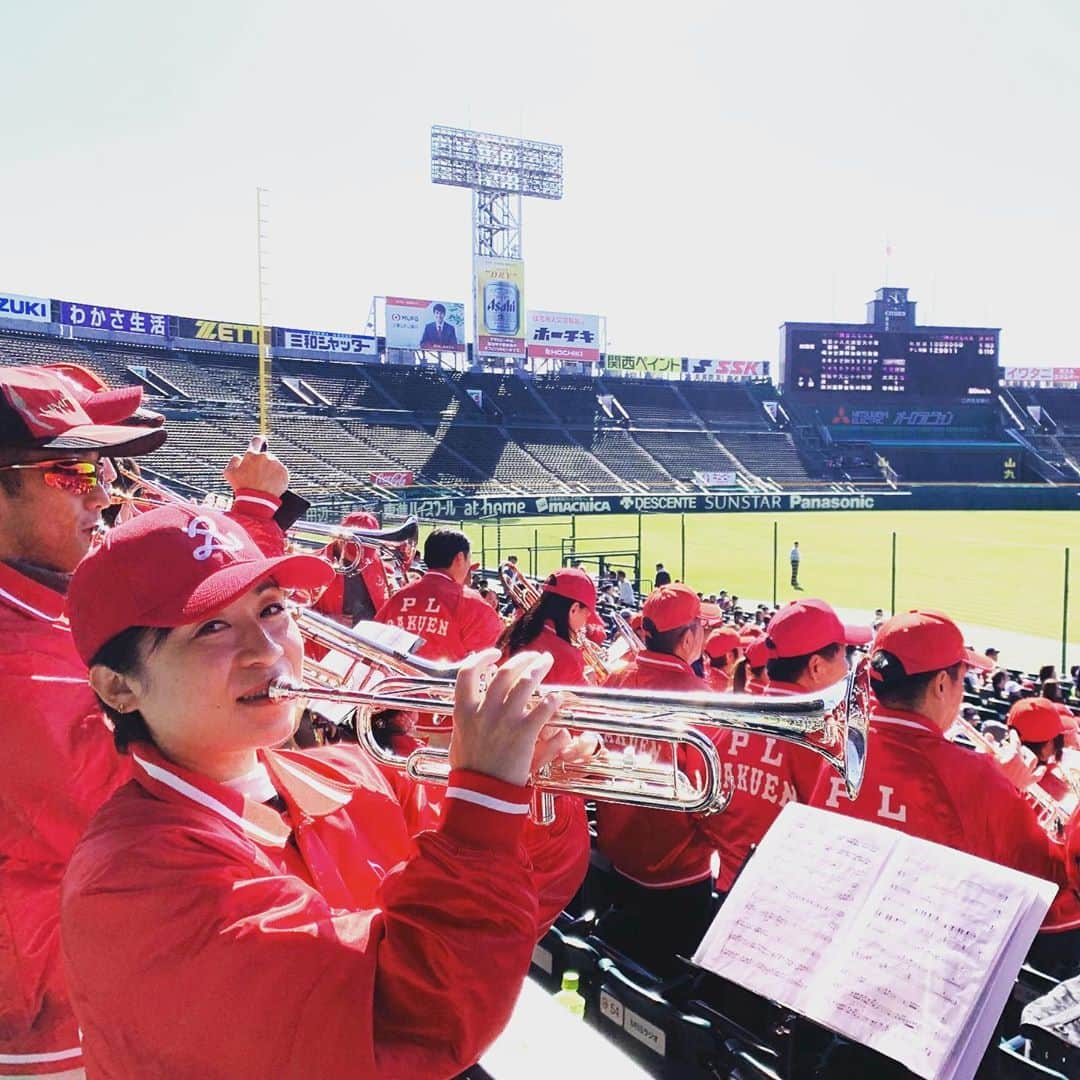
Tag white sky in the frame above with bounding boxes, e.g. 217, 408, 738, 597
2, 0, 1077, 364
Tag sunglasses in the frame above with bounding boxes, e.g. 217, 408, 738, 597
0, 458, 107, 496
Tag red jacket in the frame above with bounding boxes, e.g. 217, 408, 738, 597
61, 744, 547, 1079
312, 543, 390, 623
374, 571, 503, 661
708, 679, 825, 892
509, 622, 587, 688
0, 492, 287, 1075
808, 704, 1079, 930
593, 651, 722, 888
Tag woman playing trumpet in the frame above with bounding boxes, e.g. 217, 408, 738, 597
60, 503, 585, 1079
497, 567, 598, 687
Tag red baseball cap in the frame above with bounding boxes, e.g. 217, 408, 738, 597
870, 610, 993, 682
704, 625, 742, 659
1009, 698, 1068, 743
745, 638, 770, 668
699, 602, 724, 628
341, 510, 381, 531
43, 363, 162, 428
0, 365, 165, 462
642, 583, 701, 633
765, 598, 871, 659
68, 504, 334, 665
542, 567, 597, 610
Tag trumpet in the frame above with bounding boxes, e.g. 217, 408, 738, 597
287, 516, 419, 580
953, 717, 1071, 839
278, 610, 872, 824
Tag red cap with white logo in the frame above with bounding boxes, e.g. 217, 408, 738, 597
68, 504, 334, 665
0, 365, 165, 461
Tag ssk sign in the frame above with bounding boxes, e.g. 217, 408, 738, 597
0, 292, 51, 324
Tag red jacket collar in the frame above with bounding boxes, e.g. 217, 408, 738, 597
871, 704, 942, 737
130, 744, 355, 849
0, 560, 68, 624
635, 650, 698, 677
762, 678, 805, 697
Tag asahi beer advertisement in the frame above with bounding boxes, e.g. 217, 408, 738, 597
385, 297, 465, 352
474, 256, 525, 357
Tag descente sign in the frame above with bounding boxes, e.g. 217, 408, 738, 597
378, 486, 1080, 520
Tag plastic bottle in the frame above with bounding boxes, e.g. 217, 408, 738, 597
552, 970, 585, 1019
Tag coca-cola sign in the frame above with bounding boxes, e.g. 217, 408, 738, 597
368, 471, 414, 488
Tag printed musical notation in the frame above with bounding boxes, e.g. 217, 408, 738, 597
693, 805, 1057, 1080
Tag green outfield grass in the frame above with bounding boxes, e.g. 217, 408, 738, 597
458, 510, 1080, 648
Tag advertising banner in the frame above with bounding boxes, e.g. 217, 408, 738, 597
686, 358, 767, 381
0, 292, 51, 324
692, 470, 737, 486
603, 354, 682, 378
175, 317, 268, 346
275, 326, 377, 357
385, 297, 465, 352
368, 470, 414, 488
377, 485, 1080, 522
60, 301, 167, 337
474, 257, 525, 357
1054, 367, 1080, 384
526, 310, 601, 362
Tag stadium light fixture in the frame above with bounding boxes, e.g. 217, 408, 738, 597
430, 125, 564, 201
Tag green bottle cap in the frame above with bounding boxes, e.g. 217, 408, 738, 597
561, 970, 580, 992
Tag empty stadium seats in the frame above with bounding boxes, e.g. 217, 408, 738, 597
0, 326, 844, 501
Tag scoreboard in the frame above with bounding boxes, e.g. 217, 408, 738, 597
779, 288, 1000, 396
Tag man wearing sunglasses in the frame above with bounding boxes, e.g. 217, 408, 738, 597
0, 365, 298, 1079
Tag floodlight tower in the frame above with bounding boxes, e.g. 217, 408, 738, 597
430, 125, 564, 260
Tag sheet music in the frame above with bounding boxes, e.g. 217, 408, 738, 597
693, 804, 1057, 1080
693, 807, 895, 1005
809, 846, 1037, 1079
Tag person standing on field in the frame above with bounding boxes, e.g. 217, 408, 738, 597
789, 541, 801, 588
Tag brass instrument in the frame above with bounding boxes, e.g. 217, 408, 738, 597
287, 516, 419, 583
954, 717, 1070, 839
278, 610, 872, 825
498, 562, 620, 683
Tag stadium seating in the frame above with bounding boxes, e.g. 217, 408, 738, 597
0, 326, 912, 501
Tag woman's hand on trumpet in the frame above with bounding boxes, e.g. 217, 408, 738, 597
450, 650, 598, 787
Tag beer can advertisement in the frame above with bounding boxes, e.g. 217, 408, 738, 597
526, 310, 602, 362
474, 256, 525, 357
385, 297, 465, 352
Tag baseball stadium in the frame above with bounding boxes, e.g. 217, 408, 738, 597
6, 7, 1080, 1078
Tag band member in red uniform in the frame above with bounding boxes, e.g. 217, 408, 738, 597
810, 609, 1080, 974
703, 624, 742, 692
707, 599, 871, 896
498, 567, 597, 687
60, 503, 581, 1079
1009, 697, 1073, 805
311, 510, 391, 625
375, 528, 501, 660
0, 365, 301, 1080
592, 583, 721, 972
374, 528, 503, 738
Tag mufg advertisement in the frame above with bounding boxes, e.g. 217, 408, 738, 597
385, 297, 465, 352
